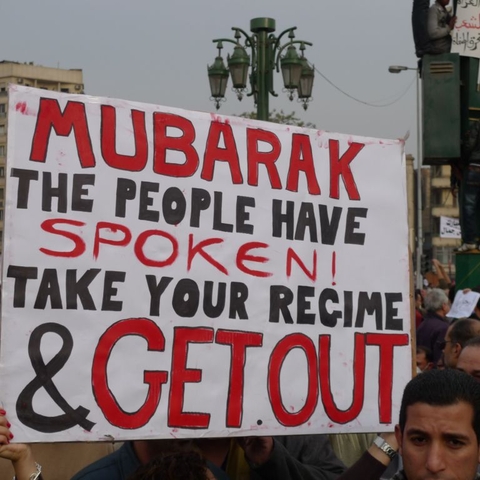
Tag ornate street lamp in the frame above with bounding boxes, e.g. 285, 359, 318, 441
280, 44, 304, 98
207, 17, 314, 121
207, 42, 230, 110
297, 44, 315, 110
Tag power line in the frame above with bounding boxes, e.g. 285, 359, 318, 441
314, 66, 416, 108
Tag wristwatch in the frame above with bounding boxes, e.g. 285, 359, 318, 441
373, 436, 397, 460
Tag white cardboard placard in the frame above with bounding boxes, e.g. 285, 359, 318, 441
0, 86, 411, 442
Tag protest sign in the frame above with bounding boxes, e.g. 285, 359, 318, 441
0, 86, 411, 442
440, 215, 461, 238
452, 0, 480, 59
447, 289, 480, 318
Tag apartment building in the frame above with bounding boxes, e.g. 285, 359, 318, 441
422, 164, 460, 275
0, 60, 84, 250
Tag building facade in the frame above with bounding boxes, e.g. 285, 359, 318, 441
0, 61, 84, 249
425, 164, 459, 270
405, 156, 460, 281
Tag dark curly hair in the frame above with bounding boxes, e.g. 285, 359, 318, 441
128, 451, 210, 480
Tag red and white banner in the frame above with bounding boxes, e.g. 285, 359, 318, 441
0, 86, 411, 442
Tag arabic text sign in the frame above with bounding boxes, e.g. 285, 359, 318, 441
440, 216, 461, 239
452, 0, 480, 57
0, 86, 411, 442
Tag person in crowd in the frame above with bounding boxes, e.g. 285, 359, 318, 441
416, 288, 451, 363
442, 318, 480, 368
414, 290, 424, 329
427, 0, 456, 54
457, 336, 480, 382
71, 435, 346, 480
412, 0, 434, 57
0, 433, 114, 480
0, 411, 43, 480
392, 369, 480, 480
455, 120, 480, 252
415, 346, 433, 372
127, 450, 227, 480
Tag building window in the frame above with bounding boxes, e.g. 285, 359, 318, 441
431, 189, 443, 207
0, 210, 4, 221
61, 88, 69, 93
0, 167, 5, 177
0, 104, 6, 115
0, 145, 5, 157
0, 125, 5, 135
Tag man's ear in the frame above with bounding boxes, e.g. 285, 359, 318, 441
453, 343, 462, 359
394, 424, 403, 456
426, 362, 434, 370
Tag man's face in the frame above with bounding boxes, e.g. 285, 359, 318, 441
395, 401, 480, 480
457, 346, 480, 382
442, 325, 459, 369
417, 352, 431, 371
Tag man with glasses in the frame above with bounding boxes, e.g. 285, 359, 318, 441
441, 319, 480, 368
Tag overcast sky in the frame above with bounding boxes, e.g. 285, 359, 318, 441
0, 0, 418, 155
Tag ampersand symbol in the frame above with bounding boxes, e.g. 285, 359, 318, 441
16, 322, 96, 433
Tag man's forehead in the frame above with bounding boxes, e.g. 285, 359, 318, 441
458, 346, 480, 368
405, 401, 475, 424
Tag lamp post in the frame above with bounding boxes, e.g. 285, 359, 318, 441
207, 18, 315, 121
389, 65, 423, 290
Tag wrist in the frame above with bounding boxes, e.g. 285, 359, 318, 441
12, 450, 41, 480
369, 435, 398, 466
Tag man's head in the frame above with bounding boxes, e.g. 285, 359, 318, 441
395, 369, 480, 480
443, 319, 480, 368
457, 336, 480, 382
416, 346, 433, 371
437, 0, 450, 7
424, 288, 450, 317
128, 451, 214, 480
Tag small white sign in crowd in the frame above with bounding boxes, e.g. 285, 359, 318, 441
452, 0, 480, 81
440, 216, 461, 239
0, 86, 411, 442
